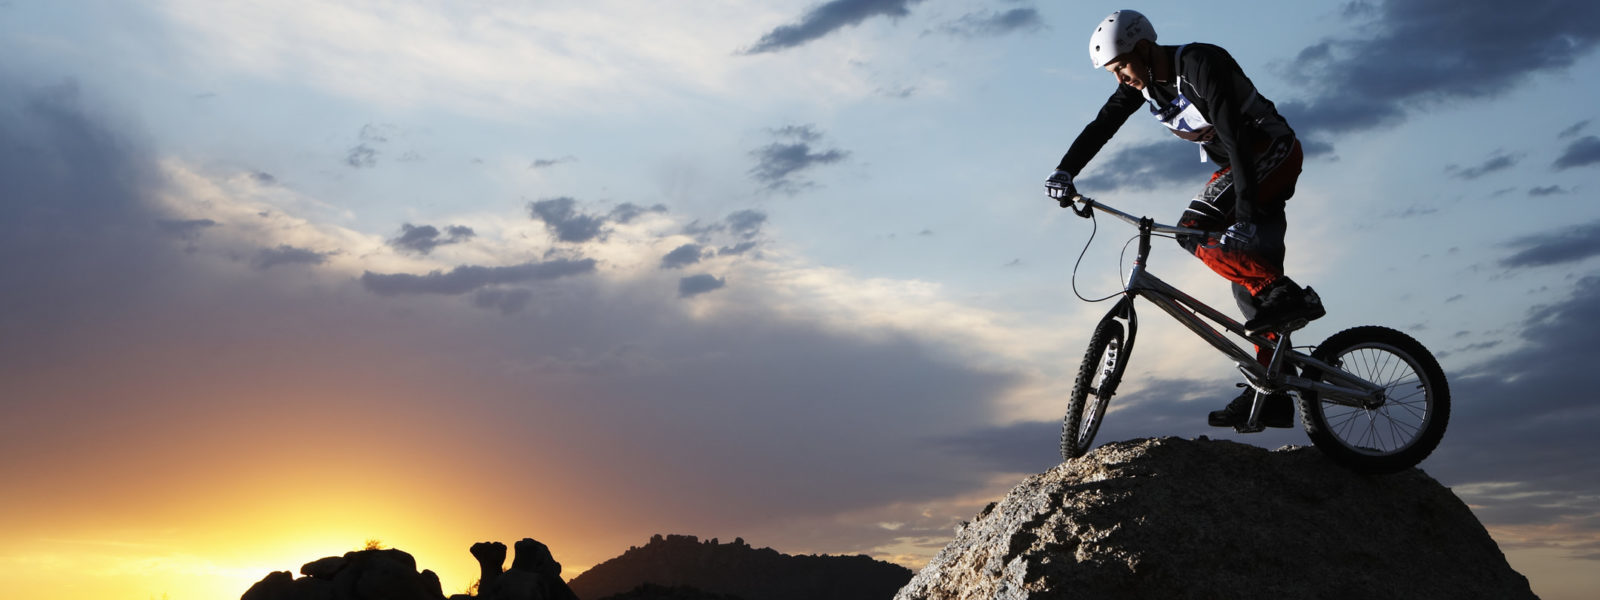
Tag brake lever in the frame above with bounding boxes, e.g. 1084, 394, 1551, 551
1068, 194, 1094, 219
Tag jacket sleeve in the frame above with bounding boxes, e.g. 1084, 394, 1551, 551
1055, 84, 1144, 177
1183, 45, 1259, 222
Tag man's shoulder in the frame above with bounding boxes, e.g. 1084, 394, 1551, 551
1177, 42, 1235, 63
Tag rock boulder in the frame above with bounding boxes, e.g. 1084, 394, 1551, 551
895, 437, 1537, 600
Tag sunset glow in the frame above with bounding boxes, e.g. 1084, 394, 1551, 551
3, 2, 1600, 599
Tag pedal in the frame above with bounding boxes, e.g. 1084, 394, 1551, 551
1234, 422, 1266, 434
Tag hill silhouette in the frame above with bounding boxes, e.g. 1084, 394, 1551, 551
568, 535, 913, 600
896, 436, 1538, 600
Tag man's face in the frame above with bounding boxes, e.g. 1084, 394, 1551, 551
1105, 53, 1146, 90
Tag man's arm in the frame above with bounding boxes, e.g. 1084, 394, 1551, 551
1055, 84, 1144, 177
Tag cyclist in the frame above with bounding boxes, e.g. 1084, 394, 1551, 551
1044, 10, 1324, 429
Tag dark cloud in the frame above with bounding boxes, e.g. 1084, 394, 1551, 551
1422, 275, 1600, 537
156, 218, 218, 241
726, 209, 767, 239
346, 144, 377, 168
1554, 135, 1600, 170
660, 243, 706, 270
678, 273, 726, 297
358, 123, 393, 143
1559, 119, 1592, 139
252, 171, 277, 185
1388, 205, 1439, 219
719, 241, 759, 256
390, 223, 476, 255
253, 245, 331, 270
743, 0, 925, 54
1281, 0, 1600, 141
1074, 139, 1214, 194
939, 8, 1044, 38
749, 126, 848, 192
360, 258, 597, 296
1447, 152, 1521, 180
609, 202, 668, 224
1501, 220, 1600, 268
1529, 185, 1568, 196
529, 155, 576, 170
530, 197, 607, 243
936, 419, 1059, 474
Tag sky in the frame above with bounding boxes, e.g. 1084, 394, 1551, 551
1, 0, 1598, 598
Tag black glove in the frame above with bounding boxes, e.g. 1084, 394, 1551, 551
1220, 221, 1257, 251
1045, 170, 1076, 202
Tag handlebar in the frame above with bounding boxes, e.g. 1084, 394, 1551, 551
1063, 194, 1213, 238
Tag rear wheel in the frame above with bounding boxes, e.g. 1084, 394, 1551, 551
1299, 326, 1450, 474
1062, 317, 1128, 461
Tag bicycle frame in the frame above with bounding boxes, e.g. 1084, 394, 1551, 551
1074, 196, 1386, 417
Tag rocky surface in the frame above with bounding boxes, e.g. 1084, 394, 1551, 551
895, 437, 1538, 600
569, 535, 913, 600
240, 538, 577, 600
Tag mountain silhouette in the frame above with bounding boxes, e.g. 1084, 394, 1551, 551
568, 535, 913, 600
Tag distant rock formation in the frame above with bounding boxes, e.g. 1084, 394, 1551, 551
895, 437, 1539, 600
568, 535, 913, 600
240, 538, 577, 600
241, 547, 446, 600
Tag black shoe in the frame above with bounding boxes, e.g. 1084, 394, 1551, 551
1244, 279, 1326, 333
1207, 386, 1294, 429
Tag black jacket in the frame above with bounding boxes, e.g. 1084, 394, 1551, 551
1056, 43, 1294, 221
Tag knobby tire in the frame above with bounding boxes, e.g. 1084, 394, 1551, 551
1062, 317, 1127, 461
1299, 326, 1450, 474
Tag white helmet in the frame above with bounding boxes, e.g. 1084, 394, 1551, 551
1089, 10, 1156, 69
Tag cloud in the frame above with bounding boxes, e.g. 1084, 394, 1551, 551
1281, 0, 1600, 141
608, 202, 669, 225
1447, 152, 1521, 180
726, 209, 767, 239
345, 144, 377, 168
1074, 139, 1214, 193
939, 7, 1044, 38
0, 76, 1036, 587
678, 273, 726, 297
1501, 220, 1600, 268
390, 223, 476, 255
660, 243, 706, 270
749, 125, 849, 192
1554, 135, 1600, 170
156, 218, 218, 241
1528, 185, 1569, 197
1422, 275, 1600, 542
253, 245, 332, 269
530, 197, 607, 243
1559, 119, 1591, 139
681, 209, 769, 258
529, 155, 576, 170
743, 0, 926, 54
359, 258, 597, 296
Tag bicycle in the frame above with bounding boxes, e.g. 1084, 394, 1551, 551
1057, 193, 1450, 474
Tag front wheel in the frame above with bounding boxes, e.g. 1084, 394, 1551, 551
1062, 317, 1128, 461
1299, 326, 1450, 474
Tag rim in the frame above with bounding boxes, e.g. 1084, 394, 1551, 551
1318, 342, 1432, 456
1079, 338, 1120, 446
